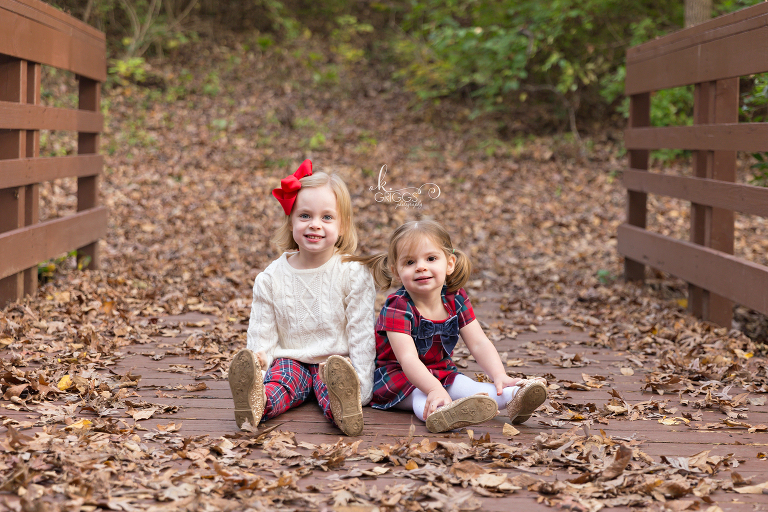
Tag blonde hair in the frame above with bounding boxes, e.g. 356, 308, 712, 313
271, 171, 358, 255
357, 220, 472, 292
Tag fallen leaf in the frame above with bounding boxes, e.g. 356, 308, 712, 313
503, 423, 520, 437
57, 375, 73, 391
733, 481, 768, 494
64, 419, 93, 430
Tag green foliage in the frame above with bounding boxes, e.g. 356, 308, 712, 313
202, 72, 221, 96
749, 153, 768, 187
331, 15, 374, 64
741, 72, 768, 185
38, 251, 91, 284
393, 0, 683, 120
742, 73, 768, 123
53, 0, 768, 136
651, 86, 694, 127
309, 132, 327, 150
49, 0, 199, 58
650, 86, 694, 163
164, 68, 194, 102
109, 57, 148, 85
39, 132, 75, 158
596, 269, 613, 284
715, 0, 767, 15
211, 118, 229, 131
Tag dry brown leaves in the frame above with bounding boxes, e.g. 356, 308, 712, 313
1, 33, 767, 510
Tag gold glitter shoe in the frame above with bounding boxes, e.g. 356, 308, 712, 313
506, 379, 547, 425
425, 395, 498, 433
324, 355, 364, 436
228, 349, 265, 430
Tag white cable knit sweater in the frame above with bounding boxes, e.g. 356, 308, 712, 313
246, 252, 376, 405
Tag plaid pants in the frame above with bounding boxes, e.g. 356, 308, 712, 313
263, 358, 333, 422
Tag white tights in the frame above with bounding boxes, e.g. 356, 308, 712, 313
394, 373, 519, 421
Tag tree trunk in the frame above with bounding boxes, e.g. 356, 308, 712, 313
685, 0, 713, 28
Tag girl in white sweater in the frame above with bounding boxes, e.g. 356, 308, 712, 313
228, 160, 375, 436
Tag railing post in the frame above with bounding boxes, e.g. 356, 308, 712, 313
0, 56, 27, 306
708, 77, 738, 326
689, 81, 715, 318
77, 76, 101, 269
689, 79, 737, 327
24, 62, 41, 296
625, 92, 650, 282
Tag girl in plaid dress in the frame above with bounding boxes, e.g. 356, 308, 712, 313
364, 220, 547, 433
228, 160, 375, 436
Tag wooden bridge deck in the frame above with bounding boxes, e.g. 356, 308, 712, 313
1, 294, 767, 511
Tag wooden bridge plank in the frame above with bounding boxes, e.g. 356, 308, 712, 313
3, 312, 766, 510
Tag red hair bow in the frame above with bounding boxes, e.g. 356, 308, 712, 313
272, 159, 313, 215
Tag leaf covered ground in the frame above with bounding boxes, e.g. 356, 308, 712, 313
1, 33, 768, 511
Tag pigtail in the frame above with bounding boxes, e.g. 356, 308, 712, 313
445, 248, 472, 292
346, 252, 394, 290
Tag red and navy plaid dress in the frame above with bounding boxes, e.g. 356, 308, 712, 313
370, 286, 476, 410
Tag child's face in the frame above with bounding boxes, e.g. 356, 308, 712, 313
392, 237, 456, 298
291, 184, 340, 257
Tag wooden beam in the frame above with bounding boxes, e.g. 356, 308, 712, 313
618, 224, 768, 317
0, 0, 106, 82
626, 4, 768, 94
625, 92, 650, 282
0, 207, 107, 280
624, 123, 768, 152
705, 77, 739, 326
23, 60, 41, 296
623, 170, 768, 218
0, 57, 25, 305
627, 2, 768, 63
0, 102, 103, 132
77, 77, 102, 269
0, 155, 103, 188
689, 81, 716, 319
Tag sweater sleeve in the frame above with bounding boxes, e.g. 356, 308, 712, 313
246, 272, 280, 369
344, 262, 376, 405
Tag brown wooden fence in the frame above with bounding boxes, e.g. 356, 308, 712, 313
0, 0, 107, 307
620, 2, 768, 327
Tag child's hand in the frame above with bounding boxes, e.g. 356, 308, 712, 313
318, 356, 353, 384
424, 387, 452, 419
492, 374, 526, 396
318, 361, 326, 383
254, 351, 269, 368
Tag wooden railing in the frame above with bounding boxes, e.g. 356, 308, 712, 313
620, 2, 768, 326
0, 0, 107, 307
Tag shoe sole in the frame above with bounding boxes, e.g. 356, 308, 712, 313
324, 355, 363, 436
228, 349, 264, 430
509, 381, 547, 425
425, 395, 498, 433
